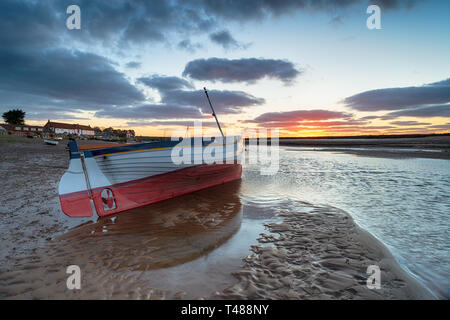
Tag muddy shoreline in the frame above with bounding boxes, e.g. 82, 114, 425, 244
214, 204, 434, 299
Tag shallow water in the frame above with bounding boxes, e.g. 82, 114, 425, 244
0, 181, 281, 299
244, 147, 449, 298
1, 145, 448, 299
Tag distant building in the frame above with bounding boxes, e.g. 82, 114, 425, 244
44, 121, 95, 136
126, 130, 135, 139
0, 123, 44, 136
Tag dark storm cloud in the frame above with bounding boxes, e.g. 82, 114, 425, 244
97, 75, 266, 119
95, 104, 205, 120
177, 39, 203, 53
125, 61, 142, 69
0, 1, 148, 119
183, 58, 301, 84
0, 49, 145, 108
371, 0, 419, 9
0, 0, 60, 49
2, 0, 422, 51
247, 110, 352, 123
209, 30, 248, 50
54, 0, 216, 47
137, 75, 194, 91
194, 0, 420, 21
343, 78, 450, 111
429, 78, 450, 86
58, 0, 422, 48
161, 89, 265, 114
382, 104, 450, 119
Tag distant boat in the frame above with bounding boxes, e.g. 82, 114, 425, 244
58, 137, 243, 217
44, 139, 58, 145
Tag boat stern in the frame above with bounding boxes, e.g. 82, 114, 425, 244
58, 140, 94, 217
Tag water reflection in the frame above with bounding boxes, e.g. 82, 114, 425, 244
1, 180, 254, 299
58, 180, 242, 271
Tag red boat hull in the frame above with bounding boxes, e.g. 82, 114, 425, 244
60, 163, 242, 217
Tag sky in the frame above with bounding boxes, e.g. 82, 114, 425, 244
1, 0, 449, 137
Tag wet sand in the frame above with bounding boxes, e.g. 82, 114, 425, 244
0, 136, 435, 299
215, 203, 433, 299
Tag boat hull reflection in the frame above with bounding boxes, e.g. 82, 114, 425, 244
58, 180, 242, 271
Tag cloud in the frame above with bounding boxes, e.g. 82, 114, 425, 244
95, 104, 205, 120
329, 15, 344, 27
0, 48, 145, 117
137, 75, 194, 91
243, 109, 365, 131
161, 89, 265, 114
127, 120, 219, 128
239, 109, 423, 133
209, 30, 250, 50
177, 39, 203, 53
1, 0, 424, 126
427, 123, 450, 130
1, 0, 422, 52
247, 110, 352, 124
94, 75, 265, 120
194, 0, 420, 22
25, 110, 92, 121
343, 78, 450, 111
297, 120, 368, 127
307, 125, 395, 132
359, 115, 381, 120
371, 0, 420, 10
137, 75, 266, 115
125, 61, 141, 69
183, 58, 301, 84
382, 104, 450, 119
390, 121, 431, 126
0, 1, 60, 50
60, 0, 214, 47
429, 78, 450, 86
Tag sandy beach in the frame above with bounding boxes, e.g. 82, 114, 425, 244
215, 203, 433, 299
0, 136, 438, 299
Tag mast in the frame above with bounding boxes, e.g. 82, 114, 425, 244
203, 87, 224, 138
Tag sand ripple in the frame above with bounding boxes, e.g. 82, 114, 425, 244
214, 202, 434, 300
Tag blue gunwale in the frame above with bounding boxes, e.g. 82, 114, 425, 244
68, 137, 237, 159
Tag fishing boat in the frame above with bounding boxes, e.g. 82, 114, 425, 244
58, 88, 243, 217
44, 139, 58, 145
